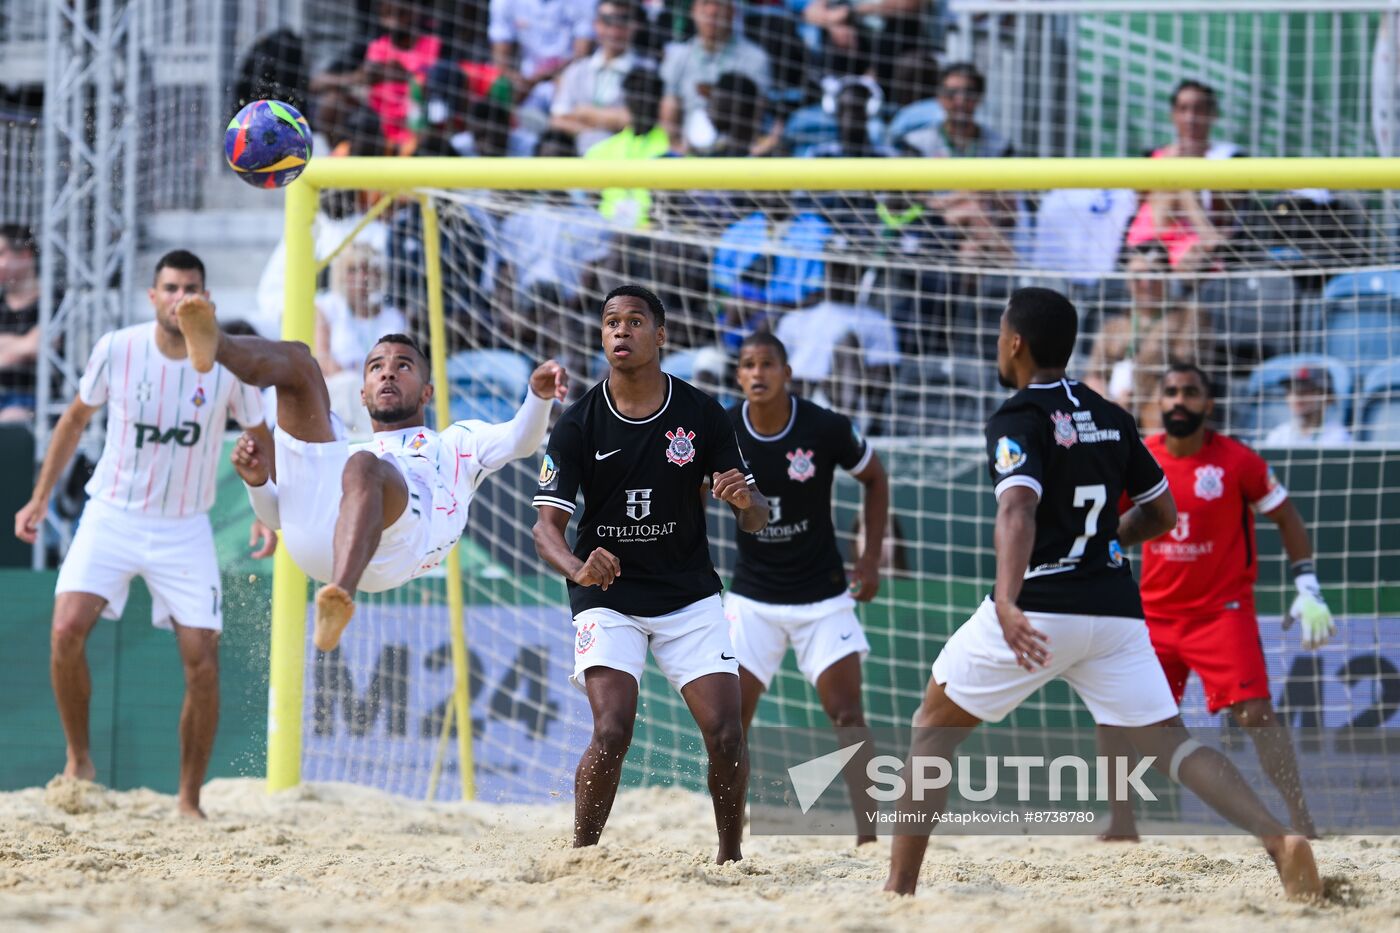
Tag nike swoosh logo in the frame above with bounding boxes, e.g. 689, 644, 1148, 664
840, 632, 853, 640
595, 449, 622, 460
721, 653, 736, 661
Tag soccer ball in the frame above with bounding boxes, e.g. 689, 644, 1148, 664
224, 99, 312, 189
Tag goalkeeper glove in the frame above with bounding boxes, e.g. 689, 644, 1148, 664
1284, 566, 1335, 650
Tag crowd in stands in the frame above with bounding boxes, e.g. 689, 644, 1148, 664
14, 0, 1394, 445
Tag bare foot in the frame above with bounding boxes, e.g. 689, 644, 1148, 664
1291, 813, 1319, 840
63, 757, 97, 782
314, 584, 355, 652
1097, 827, 1140, 843
715, 846, 743, 864
175, 295, 220, 373
1265, 833, 1322, 901
178, 801, 208, 820
857, 834, 877, 846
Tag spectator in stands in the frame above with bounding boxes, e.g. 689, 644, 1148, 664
309, 0, 442, 153
550, 0, 639, 155
897, 63, 1010, 159
1084, 242, 1215, 427
799, 0, 925, 85
1029, 188, 1138, 285
489, 0, 594, 148
885, 50, 943, 150
711, 199, 832, 350
773, 243, 898, 431
585, 68, 671, 228
0, 225, 41, 423
703, 72, 769, 157
315, 243, 406, 435
1264, 367, 1353, 446
1125, 79, 1241, 271
659, 0, 772, 152
805, 76, 893, 158
415, 62, 474, 156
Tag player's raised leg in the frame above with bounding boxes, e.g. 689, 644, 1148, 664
49, 592, 106, 782
314, 451, 411, 651
680, 672, 749, 863
175, 294, 335, 444
884, 678, 981, 895
173, 622, 220, 818
574, 667, 638, 848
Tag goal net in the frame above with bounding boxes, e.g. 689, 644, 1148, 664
272, 158, 1400, 811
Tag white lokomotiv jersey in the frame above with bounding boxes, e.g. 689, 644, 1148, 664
80, 323, 265, 517
354, 391, 553, 577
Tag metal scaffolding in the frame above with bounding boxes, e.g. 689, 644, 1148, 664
36, 0, 140, 564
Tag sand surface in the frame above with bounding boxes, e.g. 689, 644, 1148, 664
1, 777, 1396, 932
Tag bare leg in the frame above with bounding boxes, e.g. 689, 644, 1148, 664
49, 592, 106, 781
815, 653, 878, 845
173, 623, 220, 819
312, 452, 412, 652
574, 667, 637, 848
1231, 698, 1316, 838
1124, 716, 1321, 900
680, 672, 748, 863
1096, 725, 1141, 841
175, 297, 335, 443
884, 679, 982, 895
738, 666, 764, 732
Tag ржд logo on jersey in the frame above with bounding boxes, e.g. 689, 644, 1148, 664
786, 448, 816, 482
1050, 411, 1078, 448
1193, 465, 1225, 501
625, 488, 652, 520
665, 426, 696, 466
134, 421, 201, 448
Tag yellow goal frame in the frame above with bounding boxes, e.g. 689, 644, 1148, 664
266, 156, 1398, 798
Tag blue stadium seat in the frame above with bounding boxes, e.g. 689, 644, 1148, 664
1240, 353, 1352, 443
1322, 270, 1400, 301
1322, 299, 1399, 380
1357, 361, 1400, 443
445, 349, 533, 425
1195, 274, 1297, 358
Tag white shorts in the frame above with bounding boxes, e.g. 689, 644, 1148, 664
931, 598, 1180, 727
274, 428, 434, 593
724, 591, 871, 687
571, 594, 738, 694
55, 500, 222, 632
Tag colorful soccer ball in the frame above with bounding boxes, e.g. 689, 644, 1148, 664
224, 99, 312, 189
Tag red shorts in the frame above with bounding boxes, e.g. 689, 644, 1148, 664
1145, 604, 1270, 714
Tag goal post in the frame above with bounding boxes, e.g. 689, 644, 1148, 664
266, 155, 1400, 804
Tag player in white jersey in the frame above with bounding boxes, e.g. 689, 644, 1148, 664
14, 250, 274, 818
180, 298, 567, 652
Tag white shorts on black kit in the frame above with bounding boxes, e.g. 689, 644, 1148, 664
724, 591, 871, 687
932, 598, 1179, 727
571, 594, 739, 693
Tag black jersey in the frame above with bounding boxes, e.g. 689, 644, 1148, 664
985, 378, 1168, 618
533, 374, 754, 617
728, 396, 870, 604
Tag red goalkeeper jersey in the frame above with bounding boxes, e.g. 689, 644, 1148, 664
1136, 431, 1289, 616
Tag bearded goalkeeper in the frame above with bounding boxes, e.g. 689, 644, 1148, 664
1101, 363, 1335, 840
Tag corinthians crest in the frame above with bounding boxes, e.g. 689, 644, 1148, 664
1194, 465, 1225, 501
1050, 410, 1078, 448
786, 448, 816, 482
665, 426, 696, 466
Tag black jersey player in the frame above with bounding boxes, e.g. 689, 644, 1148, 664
883, 287, 1320, 900
726, 332, 889, 844
532, 285, 769, 863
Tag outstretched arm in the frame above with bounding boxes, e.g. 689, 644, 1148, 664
232, 430, 281, 530
468, 361, 568, 471
15, 396, 98, 543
